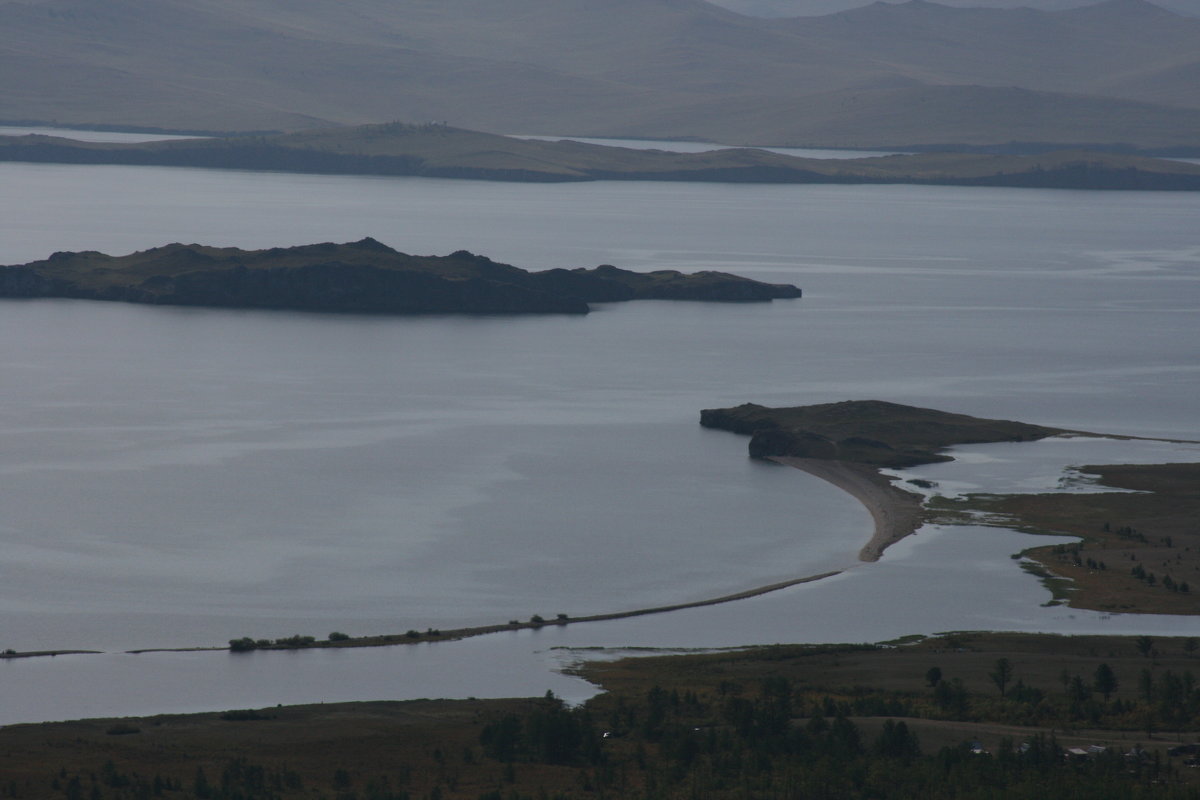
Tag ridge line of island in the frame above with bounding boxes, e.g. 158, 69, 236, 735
9, 400, 1195, 661
0, 239, 800, 316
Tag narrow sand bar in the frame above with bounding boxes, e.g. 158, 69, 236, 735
770, 457, 925, 561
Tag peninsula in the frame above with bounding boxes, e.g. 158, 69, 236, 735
701, 400, 1067, 560
15, 400, 1197, 661
3, 123, 1200, 189
0, 239, 800, 316
701, 399, 1200, 614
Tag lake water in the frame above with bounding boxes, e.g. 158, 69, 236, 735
0, 156, 1198, 723
0, 126, 199, 143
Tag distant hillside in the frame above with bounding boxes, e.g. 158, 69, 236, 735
1, 0, 1198, 150
610, 84, 1200, 153
0, 239, 802, 316
3, 124, 1199, 188
776, 0, 1200, 110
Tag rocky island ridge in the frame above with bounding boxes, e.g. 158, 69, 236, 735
0, 238, 801, 316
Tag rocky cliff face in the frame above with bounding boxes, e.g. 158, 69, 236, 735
0, 239, 801, 316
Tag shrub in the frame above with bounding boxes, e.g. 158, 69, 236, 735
328, 631, 351, 642
229, 637, 257, 652
274, 635, 316, 647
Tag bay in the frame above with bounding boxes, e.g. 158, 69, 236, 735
0, 159, 1197, 723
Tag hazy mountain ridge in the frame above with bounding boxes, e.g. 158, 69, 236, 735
709, 0, 1198, 17
2, 0, 1198, 150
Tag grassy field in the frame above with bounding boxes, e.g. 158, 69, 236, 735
936, 463, 1200, 615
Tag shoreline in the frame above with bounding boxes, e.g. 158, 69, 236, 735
770, 457, 926, 561
129, 458, 915, 657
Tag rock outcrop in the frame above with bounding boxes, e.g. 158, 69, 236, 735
700, 400, 1065, 468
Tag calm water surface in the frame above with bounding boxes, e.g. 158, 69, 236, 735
0, 159, 1197, 722
0, 126, 199, 143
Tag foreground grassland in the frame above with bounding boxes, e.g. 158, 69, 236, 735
5, 633, 1200, 799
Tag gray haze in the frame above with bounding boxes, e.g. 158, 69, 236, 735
710, 0, 1199, 18
2, 0, 1198, 149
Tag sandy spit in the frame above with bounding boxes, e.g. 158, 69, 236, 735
770, 457, 925, 561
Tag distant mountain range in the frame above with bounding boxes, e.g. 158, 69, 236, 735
711, 0, 1197, 18
2, 0, 1197, 151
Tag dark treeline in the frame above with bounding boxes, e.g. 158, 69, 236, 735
22, 641, 1200, 800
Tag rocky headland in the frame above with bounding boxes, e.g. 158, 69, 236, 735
701, 400, 1069, 560
700, 399, 1065, 468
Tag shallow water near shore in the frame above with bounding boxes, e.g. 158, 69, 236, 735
8, 517, 1200, 726
0, 156, 1197, 723
889, 437, 1200, 499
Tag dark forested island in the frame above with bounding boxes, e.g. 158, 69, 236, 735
4, 123, 1200, 189
0, 239, 800, 316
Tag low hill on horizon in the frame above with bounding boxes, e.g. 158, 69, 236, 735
3, 123, 1199, 188
710, 0, 1199, 18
